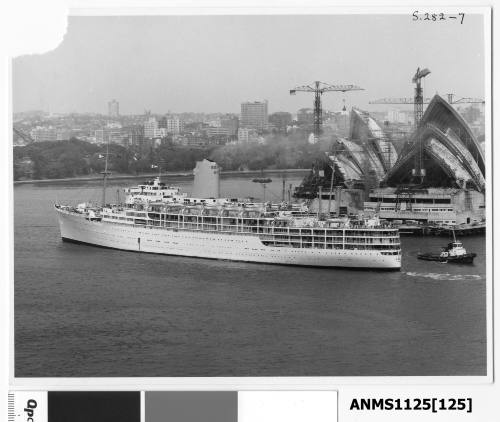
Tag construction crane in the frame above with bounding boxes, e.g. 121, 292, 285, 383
412, 67, 431, 182
370, 95, 484, 106
369, 68, 431, 127
369, 97, 433, 105
446, 93, 485, 105
368, 68, 430, 182
290, 81, 363, 141
412, 67, 431, 126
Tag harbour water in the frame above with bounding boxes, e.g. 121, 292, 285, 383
14, 172, 487, 377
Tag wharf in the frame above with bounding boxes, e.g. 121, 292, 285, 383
397, 223, 486, 236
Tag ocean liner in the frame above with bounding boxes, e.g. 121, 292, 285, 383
55, 176, 402, 269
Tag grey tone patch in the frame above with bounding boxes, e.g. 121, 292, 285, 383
145, 392, 237, 422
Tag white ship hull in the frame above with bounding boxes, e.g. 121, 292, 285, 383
57, 208, 401, 269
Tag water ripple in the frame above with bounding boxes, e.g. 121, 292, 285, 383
405, 271, 483, 281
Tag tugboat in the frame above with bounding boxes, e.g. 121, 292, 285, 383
418, 232, 476, 264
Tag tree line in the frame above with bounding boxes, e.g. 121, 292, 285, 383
13, 135, 331, 181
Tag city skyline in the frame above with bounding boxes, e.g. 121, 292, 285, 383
13, 14, 485, 114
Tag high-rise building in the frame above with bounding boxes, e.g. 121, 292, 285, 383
240, 100, 268, 130
269, 112, 292, 133
95, 128, 126, 145
206, 127, 229, 138
123, 125, 145, 146
167, 117, 184, 134
220, 115, 239, 137
30, 126, 57, 142
144, 117, 158, 139
30, 127, 72, 142
153, 128, 168, 138
108, 99, 120, 118
297, 108, 314, 125
237, 127, 258, 143
159, 116, 184, 134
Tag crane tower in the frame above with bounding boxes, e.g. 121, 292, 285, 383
290, 81, 363, 141
412, 67, 431, 127
412, 67, 431, 182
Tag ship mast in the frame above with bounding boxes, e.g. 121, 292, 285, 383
101, 139, 111, 206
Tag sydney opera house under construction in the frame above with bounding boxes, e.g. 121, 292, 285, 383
295, 94, 486, 230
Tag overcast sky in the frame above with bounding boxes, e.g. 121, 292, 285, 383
12, 14, 485, 115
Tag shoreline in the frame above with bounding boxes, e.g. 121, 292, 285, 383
13, 168, 310, 185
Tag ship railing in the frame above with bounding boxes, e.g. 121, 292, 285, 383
119, 211, 400, 237
123, 212, 399, 237
259, 236, 398, 246
258, 238, 401, 250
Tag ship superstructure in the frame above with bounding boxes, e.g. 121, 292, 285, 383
124, 177, 230, 206
55, 178, 401, 270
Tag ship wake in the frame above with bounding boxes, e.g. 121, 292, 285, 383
405, 271, 483, 281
